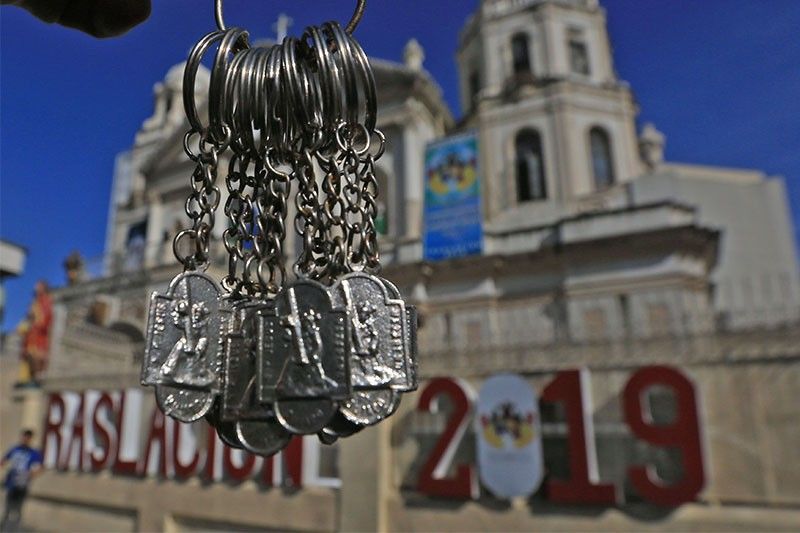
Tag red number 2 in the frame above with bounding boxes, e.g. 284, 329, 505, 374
542, 369, 618, 504
417, 377, 478, 499
623, 365, 706, 506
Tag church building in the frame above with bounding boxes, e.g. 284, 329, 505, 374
6, 1, 799, 531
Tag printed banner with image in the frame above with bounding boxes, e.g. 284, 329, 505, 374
423, 132, 483, 261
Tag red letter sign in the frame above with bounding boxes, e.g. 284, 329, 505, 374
542, 369, 617, 504
416, 377, 478, 499
623, 365, 705, 506
42, 393, 66, 468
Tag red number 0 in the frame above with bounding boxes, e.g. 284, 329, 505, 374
623, 365, 706, 506
542, 369, 618, 504
416, 377, 478, 499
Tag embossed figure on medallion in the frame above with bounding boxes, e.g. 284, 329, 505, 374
280, 289, 337, 390
258, 281, 349, 403
330, 274, 409, 389
142, 272, 226, 397
348, 286, 380, 359
160, 298, 214, 387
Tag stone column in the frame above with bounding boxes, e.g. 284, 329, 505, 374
338, 422, 391, 532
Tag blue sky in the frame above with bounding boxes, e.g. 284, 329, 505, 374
1, 0, 799, 331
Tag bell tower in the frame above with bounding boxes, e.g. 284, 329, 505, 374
458, 0, 644, 228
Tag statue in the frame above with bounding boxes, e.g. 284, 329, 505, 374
63, 250, 85, 285
16, 281, 53, 388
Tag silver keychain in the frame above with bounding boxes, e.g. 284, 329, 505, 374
258, 281, 350, 434
142, 0, 418, 455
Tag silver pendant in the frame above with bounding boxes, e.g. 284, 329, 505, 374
258, 280, 350, 402
329, 273, 408, 390
257, 280, 349, 434
221, 300, 274, 422
205, 403, 243, 449
317, 428, 340, 445
320, 411, 364, 443
404, 304, 419, 391
235, 417, 291, 457
379, 277, 418, 392
275, 397, 338, 435
142, 272, 228, 390
143, 273, 229, 422
155, 385, 217, 423
339, 389, 401, 427
220, 299, 290, 450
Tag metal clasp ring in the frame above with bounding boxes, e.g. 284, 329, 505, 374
214, 0, 366, 34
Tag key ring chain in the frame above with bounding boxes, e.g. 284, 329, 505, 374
142, 0, 418, 455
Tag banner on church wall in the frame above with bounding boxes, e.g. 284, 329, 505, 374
423, 132, 483, 261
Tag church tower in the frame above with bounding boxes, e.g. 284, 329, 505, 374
457, 0, 645, 228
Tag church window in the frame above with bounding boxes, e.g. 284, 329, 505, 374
511, 33, 531, 75
568, 29, 590, 75
589, 127, 615, 190
468, 70, 481, 109
647, 303, 672, 337
123, 219, 147, 272
465, 319, 484, 347
375, 167, 390, 236
583, 307, 607, 341
515, 129, 547, 202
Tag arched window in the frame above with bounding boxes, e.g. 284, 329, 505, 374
511, 33, 531, 75
589, 127, 615, 190
568, 28, 590, 75
375, 167, 390, 236
468, 70, 481, 109
516, 129, 547, 202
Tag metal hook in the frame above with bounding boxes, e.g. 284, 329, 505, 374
344, 0, 366, 34
214, 0, 366, 34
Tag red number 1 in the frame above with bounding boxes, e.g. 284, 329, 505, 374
623, 365, 706, 506
542, 369, 618, 504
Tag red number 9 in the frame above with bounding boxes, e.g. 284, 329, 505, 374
623, 365, 706, 506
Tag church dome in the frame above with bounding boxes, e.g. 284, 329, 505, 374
164, 61, 210, 92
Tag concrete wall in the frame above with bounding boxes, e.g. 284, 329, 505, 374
3, 327, 799, 531
632, 169, 800, 317
382, 354, 800, 531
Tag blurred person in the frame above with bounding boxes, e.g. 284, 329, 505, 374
16, 281, 52, 388
0, 430, 43, 533
1, 0, 150, 38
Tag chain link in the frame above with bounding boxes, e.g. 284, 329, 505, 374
176, 20, 384, 289
174, 129, 223, 271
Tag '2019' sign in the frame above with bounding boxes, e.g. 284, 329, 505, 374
416, 365, 705, 506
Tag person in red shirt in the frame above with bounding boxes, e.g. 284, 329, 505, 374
17, 281, 53, 387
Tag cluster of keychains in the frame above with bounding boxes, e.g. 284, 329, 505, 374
141, 1, 418, 456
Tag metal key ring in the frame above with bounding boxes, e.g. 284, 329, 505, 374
327, 22, 376, 133
288, 36, 325, 147
214, 0, 367, 35
264, 45, 288, 153
304, 25, 340, 131
232, 48, 262, 156
281, 37, 322, 152
322, 22, 359, 128
209, 27, 249, 137
340, 24, 378, 133
220, 46, 249, 153
252, 46, 274, 143
183, 30, 225, 133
